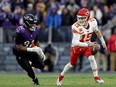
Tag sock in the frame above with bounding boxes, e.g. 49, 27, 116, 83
88, 56, 98, 77
61, 63, 73, 76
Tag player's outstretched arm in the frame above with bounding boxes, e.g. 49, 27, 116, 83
95, 30, 107, 50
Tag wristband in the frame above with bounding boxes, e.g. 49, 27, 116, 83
100, 37, 105, 44
87, 42, 91, 47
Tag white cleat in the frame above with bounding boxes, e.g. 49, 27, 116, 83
94, 76, 104, 84
56, 75, 64, 85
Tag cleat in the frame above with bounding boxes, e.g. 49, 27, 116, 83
94, 76, 104, 84
56, 75, 64, 85
32, 77, 40, 85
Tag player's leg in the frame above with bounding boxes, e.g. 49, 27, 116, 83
88, 55, 104, 84
56, 62, 73, 85
29, 52, 45, 70
84, 47, 104, 84
57, 47, 80, 85
96, 52, 101, 71
16, 56, 39, 85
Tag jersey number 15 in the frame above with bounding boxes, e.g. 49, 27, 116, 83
80, 32, 92, 42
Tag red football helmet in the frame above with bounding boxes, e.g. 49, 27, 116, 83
77, 8, 90, 25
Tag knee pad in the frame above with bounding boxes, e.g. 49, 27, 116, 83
88, 56, 96, 63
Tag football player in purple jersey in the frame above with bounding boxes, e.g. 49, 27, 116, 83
12, 14, 46, 85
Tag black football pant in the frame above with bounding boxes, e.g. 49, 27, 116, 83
16, 52, 45, 79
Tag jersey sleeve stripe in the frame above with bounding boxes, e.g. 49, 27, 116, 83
72, 29, 82, 34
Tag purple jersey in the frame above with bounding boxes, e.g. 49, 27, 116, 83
13, 25, 39, 50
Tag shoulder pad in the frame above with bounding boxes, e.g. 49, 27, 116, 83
16, 26, 25, 33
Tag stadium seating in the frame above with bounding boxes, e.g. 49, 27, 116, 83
0, 43, 105, 72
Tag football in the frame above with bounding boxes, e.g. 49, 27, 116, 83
90, 43, 100, 55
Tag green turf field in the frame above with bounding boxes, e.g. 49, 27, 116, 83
0, 73, 116, 87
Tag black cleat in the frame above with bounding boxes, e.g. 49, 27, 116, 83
32, 77, 40, 85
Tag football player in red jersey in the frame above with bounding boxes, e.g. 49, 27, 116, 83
57, 8, 107, 85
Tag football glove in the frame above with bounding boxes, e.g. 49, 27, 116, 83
27, 46, 40, 52
27, 46, 46, 61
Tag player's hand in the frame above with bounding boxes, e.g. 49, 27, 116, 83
39, 51, 46, 61
33, 46, 46, 61
88, 42, 98, 47
27, 46, 46, 61
33, 46, 42, 52
27, 46, 42, 52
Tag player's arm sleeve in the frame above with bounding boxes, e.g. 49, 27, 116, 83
15, 32, 28, 52
15, 32, 24, 45
92, 18, 106, 44
92, 18, 99, 32
71, 28, 89, 47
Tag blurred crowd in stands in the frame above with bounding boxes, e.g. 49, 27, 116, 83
0, 0, 116, 72
0, 0, 116, 43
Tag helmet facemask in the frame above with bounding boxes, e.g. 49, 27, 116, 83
25, 21, 36, 31
23, 14, 37, 31
77, 16, 87, 26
